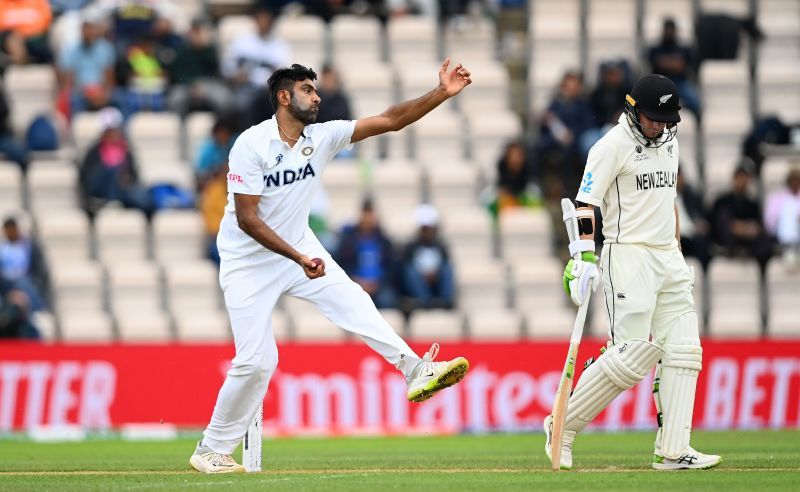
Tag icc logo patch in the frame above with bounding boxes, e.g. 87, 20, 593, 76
636, 145, 643, 153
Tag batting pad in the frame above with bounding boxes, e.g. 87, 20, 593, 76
655, 312, 702, 459
565, 339, 664, 434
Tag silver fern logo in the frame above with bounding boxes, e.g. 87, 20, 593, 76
659, 94, 673, 106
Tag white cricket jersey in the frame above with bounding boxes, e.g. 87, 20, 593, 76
575, 114, 680, 249
217, 117, 356, 261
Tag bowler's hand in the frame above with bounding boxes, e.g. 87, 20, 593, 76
439, 58, 472, 97
300, 255, 326, 279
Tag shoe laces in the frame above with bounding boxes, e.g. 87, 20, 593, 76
423, 343, 440, 362
414, 343, 441, 377
204, 452, 237, 467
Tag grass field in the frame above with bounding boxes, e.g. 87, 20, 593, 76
0, 430, 798, 491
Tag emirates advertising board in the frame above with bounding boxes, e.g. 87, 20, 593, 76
0, 340, 798, 433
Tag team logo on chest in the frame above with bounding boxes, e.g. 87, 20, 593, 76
667, 144, 674, 158
263, 162, 317, 188
301, 146, 314, 156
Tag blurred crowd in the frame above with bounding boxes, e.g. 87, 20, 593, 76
0, 1, 798, 338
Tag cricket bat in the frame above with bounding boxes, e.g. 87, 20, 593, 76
550, 198, 593, 470
549, 294, 590, 470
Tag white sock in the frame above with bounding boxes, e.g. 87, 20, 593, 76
396, 353, 423, 380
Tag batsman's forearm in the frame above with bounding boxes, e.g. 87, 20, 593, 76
238, 215, 302, 263
383, 87, 449, 131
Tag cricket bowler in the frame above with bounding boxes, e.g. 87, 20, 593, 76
189, 59, 472, 473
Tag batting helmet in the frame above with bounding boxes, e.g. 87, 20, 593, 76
624, 74, 681, 147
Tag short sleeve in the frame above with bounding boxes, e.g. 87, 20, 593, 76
226, 136, 264, 195
575, 142, 621, 206
321, 120, 356, 159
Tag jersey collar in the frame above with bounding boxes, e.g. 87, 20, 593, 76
267, 116, 308, 145
619, 113, 637, 140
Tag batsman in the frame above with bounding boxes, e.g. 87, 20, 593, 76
544, 74, 721, 470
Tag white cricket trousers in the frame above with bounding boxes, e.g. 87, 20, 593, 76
202, 230, 417, 454
599, 243, 697, 346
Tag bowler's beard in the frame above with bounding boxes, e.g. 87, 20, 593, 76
289, 94, 318, 125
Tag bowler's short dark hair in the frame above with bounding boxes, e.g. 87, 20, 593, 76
267, 64, 317, 111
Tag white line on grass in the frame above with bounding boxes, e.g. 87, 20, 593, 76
1, 468, 798, 476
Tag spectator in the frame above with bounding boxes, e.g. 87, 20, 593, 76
676, 170, 712, 271
580, 59, 632, 157
107, 0, 174, 53
590, 60, 632, 126
0, 0, 53, 63
536, 70, 596, 195
198, 164, 228, 264
764, 167, 800, 268
316, 64, 352, 123
0, 83, 28, 170
57, 17, 118, 117
222, 6, 291, 124
166, 20, 231, 118
0, 217, 50, 311
709, 164, 773, 270
0, 279, 39, 339
78, 107, 153, 216
119, 35, 168, 112
194, 118, 236, 190
742, 116, 795, 176
335, 200, 398, 309
401, 204, 455, 310
0, 28, 28, 73
647, 18, 701, 119
495, 140, 538, 214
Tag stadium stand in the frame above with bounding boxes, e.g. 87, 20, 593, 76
0, 0, 797, 344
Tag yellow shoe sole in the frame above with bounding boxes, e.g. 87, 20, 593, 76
407, 357, 470, 403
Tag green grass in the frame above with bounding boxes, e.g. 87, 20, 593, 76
0, 431, 798, 491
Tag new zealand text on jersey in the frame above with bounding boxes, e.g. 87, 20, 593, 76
264, 162, 316, 188
635, 170, 677, 191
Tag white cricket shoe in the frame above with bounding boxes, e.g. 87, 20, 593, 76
543, 414, 575, 470
189, 441, 246, 474
406, 343, 469, 403
652, 446, 722, 470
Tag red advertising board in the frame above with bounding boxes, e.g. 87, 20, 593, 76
0, 340, 798, 433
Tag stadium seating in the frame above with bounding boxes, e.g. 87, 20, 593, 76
0, 164, 23, 212
456, 259, 508, 309
36, 209, 91, 261
331, 15, 383, 66
153, 210, 207, 261
4, 65, 56, 135
466, 309, 524, 340
387, 16, 439, 66
706, 258, 762, 338
407, 310, 465, 341
274, 15, 326, 69
27, 164, 80, 212
3, 2, 796, 344
95, 208, 149, 262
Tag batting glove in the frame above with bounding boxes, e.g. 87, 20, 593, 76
562, 251, 600, 306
